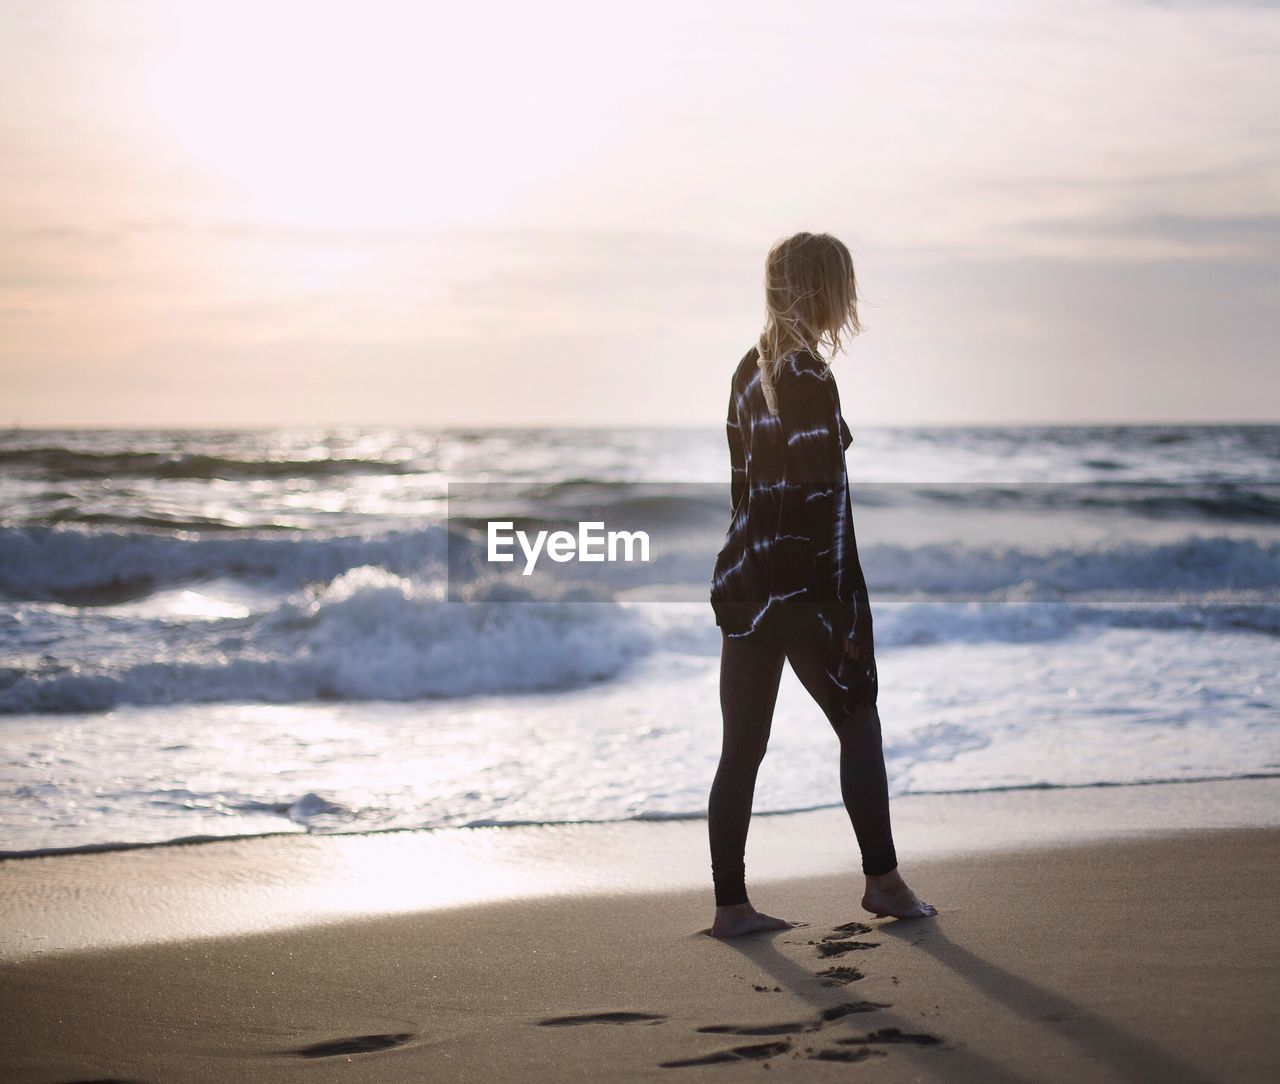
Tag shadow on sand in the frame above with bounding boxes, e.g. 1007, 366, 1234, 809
711, 913, 1215, 1082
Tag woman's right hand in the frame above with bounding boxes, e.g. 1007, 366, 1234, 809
842, 615, 874, 660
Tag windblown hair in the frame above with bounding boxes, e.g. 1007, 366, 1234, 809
756, 232, 863, 415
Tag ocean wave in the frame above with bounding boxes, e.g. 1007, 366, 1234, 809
3, 524, 1277, 607
862, 536, 1280, 598
0, 524, 451, 603
2, 588, 1276, 715
0, 566, 656, 714
0, 446, 419, 480
436, 479, 1280, 525
873, 482, 1280, 523
872, 598, 1280, 644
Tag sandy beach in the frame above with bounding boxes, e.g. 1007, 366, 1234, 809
2, 777, 1278, 1081
4, 1, 1279, 1080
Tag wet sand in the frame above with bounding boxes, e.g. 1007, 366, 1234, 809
2, 779, 1278, 1081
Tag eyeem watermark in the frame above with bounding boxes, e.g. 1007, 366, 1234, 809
487, 521, 650, 575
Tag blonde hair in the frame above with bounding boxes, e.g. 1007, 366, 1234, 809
756, 232, 864, 414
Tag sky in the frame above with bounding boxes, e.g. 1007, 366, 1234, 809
1, 0, 1278, 428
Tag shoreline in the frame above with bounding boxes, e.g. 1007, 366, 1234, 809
6, 770, 1278, 864
2, 775, 1278, 959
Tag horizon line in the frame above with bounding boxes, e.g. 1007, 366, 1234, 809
4, 418, 1279, 432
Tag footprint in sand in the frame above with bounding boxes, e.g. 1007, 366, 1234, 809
810, 1047, 888, 1062
821, 1001, 892, 1021
698, 1021, 814, 1036
818, 965, 865, 986
837, 1026, 945, 1047
798, 931, 875, 947
693, 1000, 891, 1040
659, 1040, 792, 1068
289, 1032, 415, 1058
817, 939, 879, 958
537, 1011, 667, 1027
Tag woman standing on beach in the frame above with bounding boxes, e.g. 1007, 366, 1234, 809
707, 232, 937, 938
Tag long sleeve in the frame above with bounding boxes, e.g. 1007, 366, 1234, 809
777, 358, 874, 648
778, 363, 841, 485
778, 361, 842, 590
727, 390, 746, 515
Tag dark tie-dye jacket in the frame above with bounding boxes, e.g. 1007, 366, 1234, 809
709, 345, 874, 655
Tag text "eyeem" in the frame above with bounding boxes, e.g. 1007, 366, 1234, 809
487, 521, 650, 576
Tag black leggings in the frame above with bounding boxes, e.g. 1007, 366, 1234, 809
709, 602, 898, 907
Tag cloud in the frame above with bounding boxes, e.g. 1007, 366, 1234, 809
1133, 1, 1280, 8
999, 210, 1280, 261
967, 161, 1270, 194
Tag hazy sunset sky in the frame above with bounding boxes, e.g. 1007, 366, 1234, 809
2, 0, 1277, 427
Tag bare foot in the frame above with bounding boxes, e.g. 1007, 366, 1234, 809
710, 902, 795, 938
861, 870, 938, 920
